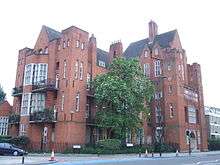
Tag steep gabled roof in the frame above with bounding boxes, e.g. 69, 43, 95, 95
123, 30, 177, 59
96, 48, 109, 67
44, 25, 62, 42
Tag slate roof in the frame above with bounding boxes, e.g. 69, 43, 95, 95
96, 48, 109, 67
44, 26, 62, 42
123, 30, 177, 59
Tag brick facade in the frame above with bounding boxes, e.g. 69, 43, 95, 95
10, 21, 208, 152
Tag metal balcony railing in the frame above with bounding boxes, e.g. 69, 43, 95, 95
29, 109, 57, 123
32, 79, 59, 93
12, 86, 23, 97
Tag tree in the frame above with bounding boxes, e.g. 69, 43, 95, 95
0, 84, 6, 103
93, 57, 155, 143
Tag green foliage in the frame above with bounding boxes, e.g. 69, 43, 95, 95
96, 139, 121, 150
0, 84, 6, 103
0, 135, 12, 143
154, 142, 177, 153
10, 136, 30, 147
92, 58, 155, 140
208, 138, 220, 151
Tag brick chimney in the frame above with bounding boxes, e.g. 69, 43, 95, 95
149, 20, 158, 42
109, 41, 123, 63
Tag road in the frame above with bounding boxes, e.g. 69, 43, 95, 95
0, 152, 220, 165
51, 154, 220, 165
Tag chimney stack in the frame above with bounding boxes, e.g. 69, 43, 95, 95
149, 20, 158, 42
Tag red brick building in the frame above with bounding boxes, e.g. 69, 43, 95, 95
10, 20, 208, 152
0, 101, 12, 135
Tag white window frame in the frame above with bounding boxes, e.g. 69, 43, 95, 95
188, 106, 196, 124
30, 93, 45, 113
63, 60, 67, 79
19, 124, 27, 136
76, 40, 80, 48
86, 73, 91, 90
98, 60, 106, 67
154, 60, 161, 77
144, 50, 148, 57
33, 63, 48, 84
79, 62, 83, 80
75, 60, 79, 79
21, 93, 31, 116
0, 117, 9, 135
76, 93, 80, 111
169, 103, 174, 118
24, 64, 34, 86
61, 93, 65, 111
81, 42, 85, 50
143, 63, 150, 77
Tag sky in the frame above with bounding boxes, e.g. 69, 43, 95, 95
0, 0, 219, 107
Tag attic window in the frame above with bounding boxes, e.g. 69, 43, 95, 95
39, 49, 43, 54
98, 60, 106, 67
81, 42, 85, 50
144, 51, 148, 57
76, 40, 80, 48
44, 47, 48, 54
154, 48, 159, 55
67, 39, 70, 47
63, 41, 66, 49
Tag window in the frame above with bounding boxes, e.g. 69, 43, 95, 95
0, 117, 8, 135
197, 130, 201, 144
63, 41, 66, 49
98, 60, 106, 67
136, 128, 144, 145
44, 47, 48, 54
61, 93, 65, 111
33, 63, 48, 84
67, 39, 70, 47
154, 48, 159, 55
168, 85, 173, 93
79, 62, 83, 80
21, 93, 31, 116
76, 93, 80, 111
24, 64, 33, 85
144, 50, 148, 57
86, 98, 90, 118
63, 60, 67, 78
86, 73, 91, 90
58, 44, 61, 51
19, 124, 27, 136
185, 107, 188, 122
74, 60, 79, 79
155, 127, 162, 142
169, 103, 174, 118
168, 63, 172, 71
188, 106, 196, 124
154, 60, 161, 76
76, 40, 80, 48
30, 93, 45, 113
81, 42, 85, 50
126, 129, 132, 143
155, 106, 162, 123
143, 63, 150, 77
155, 91, 162, 100
39, 49, 43, 54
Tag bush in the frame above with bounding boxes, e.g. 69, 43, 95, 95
96, 139, 121, 150
10, 136, 30, 148
154, 142, 177, 153
208, 139, 220, 151
0, 135, 11, 143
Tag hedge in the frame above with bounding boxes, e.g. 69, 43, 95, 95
208, 139, 220, 151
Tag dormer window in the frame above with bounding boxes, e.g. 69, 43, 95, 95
63, 41, 66, 49
44, 47, 48, 54
98, 60, 106, 67
154, 48, 159, 55
67, 39, 70, 47
81, 42, 85, 50
76, 40, 80, 48
39, 49, 43, 54
144, 50, 148, 57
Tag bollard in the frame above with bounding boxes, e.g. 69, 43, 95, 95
176, 150, 179, 157
22, 156, 24, 164
145, 149, 148, 157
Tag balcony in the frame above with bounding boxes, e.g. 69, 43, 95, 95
8, 113, 20, 124
12, 86, 23, 97
29, 109, 57, 123
32, 79, 58, 93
